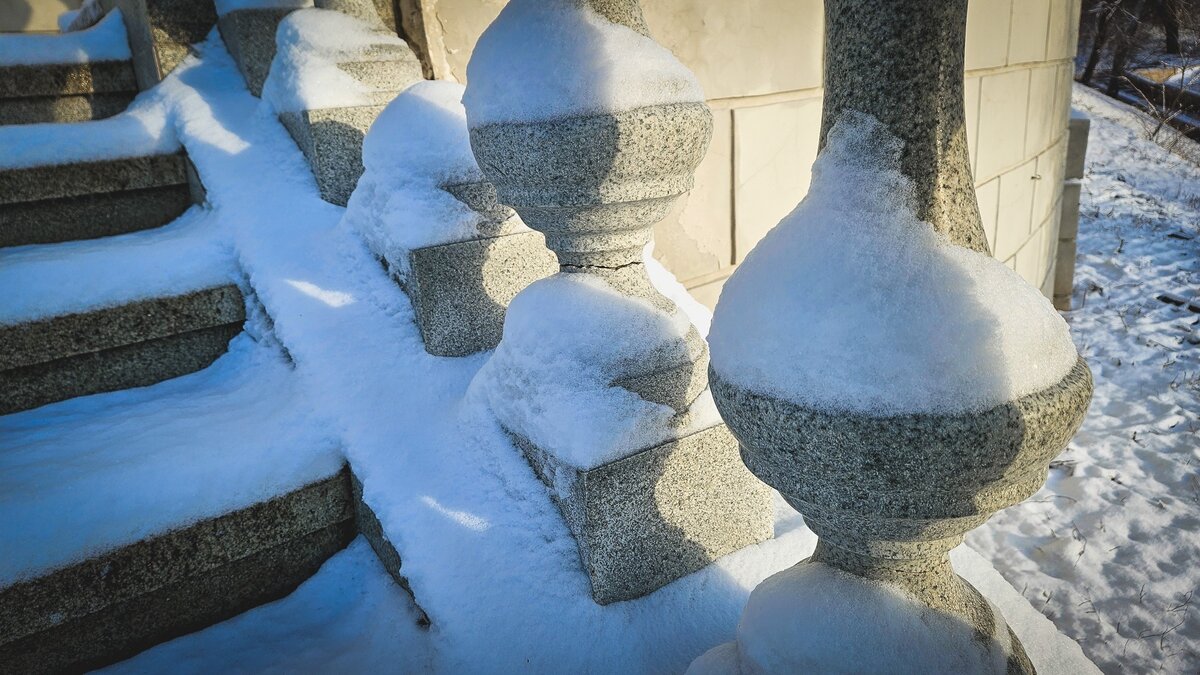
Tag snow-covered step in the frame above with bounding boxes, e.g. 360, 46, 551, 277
0, 113, 199, 247
0, 13, 138, 126
0, 284, 244, 415
0, 210, 244, 415
0, 336, 350, 673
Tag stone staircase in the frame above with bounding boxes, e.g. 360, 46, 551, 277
0, 12, 137, 126
0, 149, 199, 248
0, 1, 425, 671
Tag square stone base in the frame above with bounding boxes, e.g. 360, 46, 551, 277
402, 231, 557, 357
219, 8, 295, 97
513, 423, 774, 605
280, 106, 385, 206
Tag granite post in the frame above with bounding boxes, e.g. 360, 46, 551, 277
466, 0, 772, 604
694, 0, 1094, 672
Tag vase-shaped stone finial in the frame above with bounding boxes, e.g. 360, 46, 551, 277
463, 0, 773, 605
693, 0, 1093, 672
466, 0, 714, 410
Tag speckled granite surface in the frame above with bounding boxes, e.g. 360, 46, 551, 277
0, 184, 192, 248
0, 285, 246, 415
0, 468, 355, 674
403, 230, 556, 357
513, 424, 773, 605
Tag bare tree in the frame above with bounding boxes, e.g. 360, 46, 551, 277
1082, 1, 1120, 84
1106, 0, 1151, 96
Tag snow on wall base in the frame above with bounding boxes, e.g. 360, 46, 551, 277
509, 422, 773, 605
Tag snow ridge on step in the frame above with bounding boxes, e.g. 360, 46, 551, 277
0, 11, 131, 67
0, 103, 177, 171
0, 334, 344, 585
0, 206, 237, 326
0, 335, 348, 671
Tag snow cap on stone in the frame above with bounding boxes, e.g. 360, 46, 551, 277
462, 0, 703, 127
708, 112, 1079, 415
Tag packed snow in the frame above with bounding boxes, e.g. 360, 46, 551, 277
0, 99, 177, 171
969, 84, 1200, 674
462, 0, 703, 126
0, 208, 237, 326
262, 8, 408, 113
343, 81, 520, 266
689, 562, 1015, 675
708, 112, 1080, 415
0, 334, 342, 585
0, 10, 128, 66
468, 272, 715, 470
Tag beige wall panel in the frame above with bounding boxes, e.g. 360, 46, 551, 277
965, 0, 1012, 70
1033, 139, 1066, 224
1009, 0, 1051, 64
1015, 232, 1041, 283
684, 276, 727, 311
1025, 64, 1058, 157
653, 109, 734, 282
977, 69, 1030, 180
1046, 0, 1074, 60
1, 0, 80, 33
994, 157, 1038, 260
732, 96, 822, 262
1055, 62, 1074, 136
430, 0, 825, 98
642, 0, 823, 100
427, 0, 506, 82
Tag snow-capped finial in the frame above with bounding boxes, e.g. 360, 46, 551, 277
696, 0, 1094, 673
462, 0, 772, 606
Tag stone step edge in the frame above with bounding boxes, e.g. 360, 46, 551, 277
0, 466, 356, 674
0, 284, 245, 372
0, 182, 194, 248
0, 60, 139, 99
0, 151, 192, 206
0, 464, 427, 673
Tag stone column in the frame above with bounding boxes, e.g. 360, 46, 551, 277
466, 0, 772, 604
693, 0, 1094, 672
821, 0, 988, 254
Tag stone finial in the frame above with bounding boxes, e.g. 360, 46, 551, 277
695, 0, 1094, 671
464, 0, 772, 604
468, 0, 713, 412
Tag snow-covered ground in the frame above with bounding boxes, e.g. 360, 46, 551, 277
968, 84, 1200, 674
